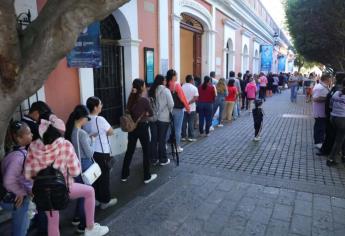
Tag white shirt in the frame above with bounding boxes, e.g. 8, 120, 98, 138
83, 115, 111, 154
182, 83, 199, 112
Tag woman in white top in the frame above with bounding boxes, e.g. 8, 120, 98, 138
83, 96, 117, 210
327, 80, 345, 166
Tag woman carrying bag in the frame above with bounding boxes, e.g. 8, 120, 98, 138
65, 105, 101, 233
84, 97, 118, 210
121, 79, 157, 184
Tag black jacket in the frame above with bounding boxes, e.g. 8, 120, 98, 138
252, 108, 263, 124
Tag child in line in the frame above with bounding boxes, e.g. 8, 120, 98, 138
252, 99, 264, 141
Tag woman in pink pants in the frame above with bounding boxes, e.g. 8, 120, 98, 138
25, 114, 109, 236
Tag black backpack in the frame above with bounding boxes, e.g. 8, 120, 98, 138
32, 162, 70, 212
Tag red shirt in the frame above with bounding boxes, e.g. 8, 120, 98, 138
226, 86, 238, 102
198, 85, 216, 103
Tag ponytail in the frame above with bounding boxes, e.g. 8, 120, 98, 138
65, 111, 76, 141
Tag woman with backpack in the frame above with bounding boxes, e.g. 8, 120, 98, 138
83, 97, 117, 210
121, 79, 157, 184
1, 121, 33, 236
24, 114, 109, 236
198, 76, 216, 136
166, 69, 190, 153
148, 75, 174, 165
65, 105, 94, 234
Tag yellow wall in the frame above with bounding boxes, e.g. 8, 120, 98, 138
180, 28, 194, 83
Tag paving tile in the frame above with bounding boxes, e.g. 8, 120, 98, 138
290, 214, 312, 236
272, 204, 293, 222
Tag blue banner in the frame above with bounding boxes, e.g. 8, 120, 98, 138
67, 22, 101, 68
260, 45, 273, 72
278, 56, 286, 72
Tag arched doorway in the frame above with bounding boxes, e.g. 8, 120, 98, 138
93, 15, 125, 127
226, 39, 234, 78
242, 45, 249, 73
180, 13, 204, 83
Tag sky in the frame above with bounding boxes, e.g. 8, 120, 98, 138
260, 0, 286, 28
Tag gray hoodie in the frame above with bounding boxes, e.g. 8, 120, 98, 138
156, 85, 174, 122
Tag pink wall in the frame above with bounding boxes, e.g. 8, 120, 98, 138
215, 10, 226, 78
235, 30, 243, 74
138, 0, 159, 80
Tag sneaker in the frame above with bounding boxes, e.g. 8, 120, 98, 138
121, 178, 128, 182
254, 137, 261, 141
315, 143, 323, 149
76, 225, 85, 234
144, 174, 158, 184
326, 159, 338, 167
160, 159, 170, 166
95, 200, 100, 207
100, 198, 118, 210
188, 138, 197, 142
71, 217, 80, 226
217, 124, 224, 127
209, 127, 214, 131
84, 223, 109, 236
181, 137, 187, 142
177, 146, 183, 153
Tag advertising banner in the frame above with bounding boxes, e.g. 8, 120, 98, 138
260, 45, 273, 72
67, 22, 101, 68
278, 56, 286, 72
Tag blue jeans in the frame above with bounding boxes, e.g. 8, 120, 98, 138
233, 100, 240, 119
182, 111, 196, 139
290, 85, 298, 102
198, 102, 213, 134
167, 109, 184, 146
213, 96, 225, 124
1, 197, 30, 236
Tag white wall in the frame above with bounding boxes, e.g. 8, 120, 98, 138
241, 35, 250, 73
223, 22, 236, 77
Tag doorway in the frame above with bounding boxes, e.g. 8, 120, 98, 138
180, 13, 203, 83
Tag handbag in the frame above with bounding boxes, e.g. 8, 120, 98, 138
77, 128, 101, 185
172, 83, 184, 109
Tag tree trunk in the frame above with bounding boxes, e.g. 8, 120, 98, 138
0, 0, 130, 159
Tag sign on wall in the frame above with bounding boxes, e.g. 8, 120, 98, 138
278, 56, 286, 72
67, 22, 101, 68
144, 48, 155, 85
260, 45, 273, 72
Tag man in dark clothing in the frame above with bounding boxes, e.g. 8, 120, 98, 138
252, 99, 264, 141
318, 72, 345, 156
239, 72, 248, 110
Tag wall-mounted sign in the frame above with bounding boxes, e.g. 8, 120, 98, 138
278, 56, 286, 72
260, 45, 273, 72
67, 22, 101, 68
144, 48, 155, 84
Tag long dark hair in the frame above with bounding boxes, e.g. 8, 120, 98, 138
86, 96, 101, 113
65, 105, 90, 141
42, 125, 61, 145
202, 76, 211, 90
148, 74, 165, 100
127, 79, 145, 111
166, 69, 177, 88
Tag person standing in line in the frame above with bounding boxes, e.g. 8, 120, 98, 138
318, 72, 345, 156
84, 97, 118, 210
288, 72, 299, 103
224, 79, 238, 121
267, 73, 274, 97
304, 74, 315, 103
1, 121, 33, 236
326, 79, 345, 166
273, 74, 279, 94
239, 72, 247, 110
148, 74, 174, 165
166, 69, 190, 153
182, 75, 199, 142
198, 76, 216, 136
121, 79, 157, 183
229, 71, 241, 120
245, 77, 257, 112
258, 72, 268, 101
25, 114, 109, 236
252, 100, 264, 141
312, 74, 331, 149
213, 78, 228, 127
65, 105, 94, 234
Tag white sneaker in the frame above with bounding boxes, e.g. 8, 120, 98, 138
217, 124, 224, 127
100, 198, 118, 210
121, 178, 128, 182
188, 138, 197, 142
209, 127, 215, 131
84, 223, 109, 236
181, 138, 187, 141
254, 137, 261, 141
315, 143, 323, 149
177, 146, 183, 153
144, 174, 158, 184
95, 200, 100, 207
160, 159, 170, 166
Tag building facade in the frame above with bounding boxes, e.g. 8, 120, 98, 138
15, 0, 293, 154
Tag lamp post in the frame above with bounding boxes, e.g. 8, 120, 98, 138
16, 10, 31, 31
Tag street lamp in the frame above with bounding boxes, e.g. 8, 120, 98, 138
273, 32, 279, 46
16, 10, 31, 31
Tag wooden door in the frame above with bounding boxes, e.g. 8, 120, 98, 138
193, 33, 202, 78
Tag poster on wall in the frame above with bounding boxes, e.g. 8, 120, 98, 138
288, 60, 294, 72
260, 45, 273, 72
145, 48, 155, 85
278, 56, 286, 72
67, 22, 101, 68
